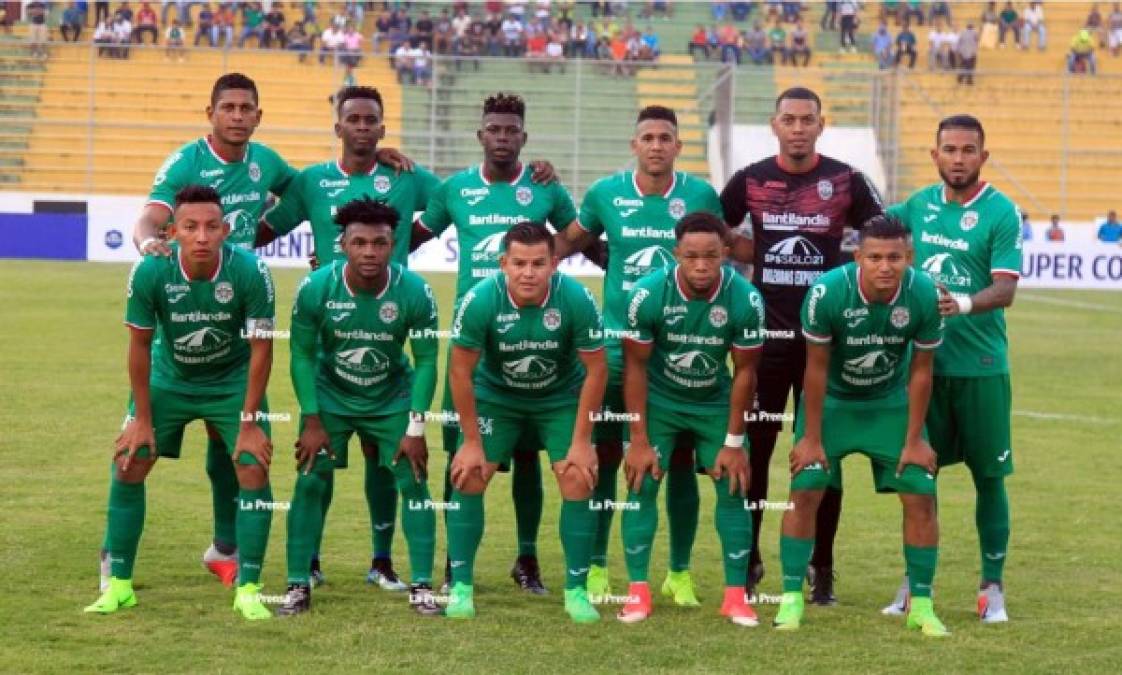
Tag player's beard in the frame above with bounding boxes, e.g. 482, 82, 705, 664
938, 166, 981, 192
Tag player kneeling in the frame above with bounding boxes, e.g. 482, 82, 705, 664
617, 212, 766, 627
85, 185, 278, 621
445, 222, 607, 623
278, 197, 442, 617
773, 215, 949, 637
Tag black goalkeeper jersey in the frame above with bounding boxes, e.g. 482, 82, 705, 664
720, 154, 884, 334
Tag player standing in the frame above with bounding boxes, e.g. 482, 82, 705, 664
414, 93, 580, 593
86, 185, 278, 621
445, 222, 607, 622
279, 198, 441, 617
882, 114, 1021, 623
616, 212, 765, 626
720, 87, 884, 604
773, 215, 948, 637
553, 105, 728, 605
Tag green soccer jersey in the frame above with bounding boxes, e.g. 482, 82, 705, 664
451, 271, 603, 407
147, 137, 297, 248
417, 164, 579, 299
579, 170, 723, 373
888, 182, 1022, 377
626, 264, 765, 413
290, 261, 439, 416
264, 160, 441, 266
124, 242, 276, 396
801, 263, 944, 402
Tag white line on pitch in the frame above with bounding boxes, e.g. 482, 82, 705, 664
1013, 410, 1117, 425
1017, 294, 1122, 313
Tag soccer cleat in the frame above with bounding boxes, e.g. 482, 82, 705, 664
586, 564, 611, 598
978, 581, 1009, 623
276, 584, 311, 617
807, 564, 837, 606
445, 582, 476, 619
772, 592, 804, 631
366, 557, 408, 591
906, 597, 950, 637
881, 575, 910, 616
720, 586, 759, 627
510, 555, 548, 595
660, 569, 701, 607
564, 587, 601, 624
745, 562, 764, 603
409, 583, 444, 617
202, 544, 238, 588
233, 582, 272, 621
616, 582, 652, 624
309, 556, 326, 588
98, 550, 111, 593
84, 577, 137, 614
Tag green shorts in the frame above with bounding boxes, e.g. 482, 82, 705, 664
461, 399, 577, 466
124, 387, 271, 460
927, 374, 1013, 478
642, 403, 736, 472
790, 396, 936, 495
301, 410, 408, 470
441, 376, 543, 461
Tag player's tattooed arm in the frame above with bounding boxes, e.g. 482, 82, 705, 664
234, 338, 274, 470
937, 275, 1017, 317
116, 327, 157, 472
132, 203, 173, 255
789, 342, 830, 476
897, 349, 938, 476
553, 221, 597, 260
449, 346, 487, 490
376, 147, 415, 174
622, 338, 659, 491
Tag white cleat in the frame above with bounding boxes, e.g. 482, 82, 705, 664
978, 582, 1009, 623
881, 575, 910, 616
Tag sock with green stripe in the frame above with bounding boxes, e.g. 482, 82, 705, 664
714, 477, 752, 586
512, 452, 543, 557
367, 459, 397, 559
666, 461, 700, 572
974, 474, 1010, 583
621, 474, 660, 582
905, 544, 938, 598
106, 473, 146, 579
395, 464, 436, 584
779, 535, 814, 593
446, 489, 483, 585
236, 484, 274, 585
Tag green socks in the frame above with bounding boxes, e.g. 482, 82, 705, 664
779, 535, 814, 593
713, 477, 752, 586
446, 490, 484, 585
621, 474, 660, 583
974, 475, 1010, 583
205, 437, 238, 550
286, 468, 329, 585
396, 465, 436, 584
560, 499, 596, 590
367, 460, 397, 558
666, 462, 700, 573
236, 485, 274, 585
314, 470, 334, 557
904, 544, 938, 598
589, 459, 619, 566
512, 453, 543, 558
106, 474, 146, 579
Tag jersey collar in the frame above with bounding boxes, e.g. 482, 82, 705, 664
342, 263, 393, 298
675, 266, 723, 303
775, 152, 821, 175
856, 267, 902, 306
506, 275, 552, 308
479, 162, 525, 185
941, 180, 989, 208
336, 158, 378, 177
631, 170, 677, 199
204, 135, 246, 164
178, 246, 223, 282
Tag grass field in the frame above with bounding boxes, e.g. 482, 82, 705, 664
2, 260, 1120, 674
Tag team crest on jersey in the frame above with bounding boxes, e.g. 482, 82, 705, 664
543, 308, 561, 331
817, 179, 834, 200
708, 305, 728, 328
374, 175, 391, 194
890, 306, 910, 328
248, 162, 261, 183
515, 186, 533, 206
668, 198, 687, 220
960, 210, 979, 231
214, 281, 234, 304
379, 301, 399, 324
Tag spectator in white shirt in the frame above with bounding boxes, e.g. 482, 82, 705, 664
502, 14, 525, 56
1021, 1, 1045, 50
412, 43, 432, 86
320, 24, 344, 64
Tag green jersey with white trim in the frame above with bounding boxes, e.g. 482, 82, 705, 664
124, 242, 276, 396
580, 170, 723, 375
451, 272, 603, 407
888, 182, 1022, 377
801, 263, 944, 402
264, 160, 441, 266
417, 164, 579, 299
147, 137, 296, 248
626, 264, 765, 413
290, 261, 439, 416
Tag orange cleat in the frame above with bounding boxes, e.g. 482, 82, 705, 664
616, 582, 653, 624
720, 586, 759, 627
202, 545, 238, 588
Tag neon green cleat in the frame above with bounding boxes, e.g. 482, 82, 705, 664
445, 582, 476, 619
564, 587, 602, 624
233, 583, 272, 621
773, 592, 804, 631
586, 564, 611, 598
660, 570, 701, 607
84, 577, 137, 614
906, 597, 950, 637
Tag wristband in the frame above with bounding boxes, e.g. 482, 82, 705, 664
954, 294, 973, 315
725, 433, 745, 448
137, 236, 158, 253
406, 412, 425, 437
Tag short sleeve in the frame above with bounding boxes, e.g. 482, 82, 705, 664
417, 176, 453, 236
848, 170, 885, 228
242, 255, 277, 332
701, 183, 725, 220
913, 280, 945, 351
569, 281, 604, 352
263, 174, 307, 235
147, 147, 190, 214
732, 282, 766, 350
990, 203, 1023, 278
450, 287, 488, 350
719, 169, 749, 228
124, 258, 158, 330
624, 283, 658, 344
800, 282, 833, 344
885, 200, 908, 223
413, 164, 442, 212
577, 186, 604, 236
268, 149, 297, 196
547, 182, 579, 229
